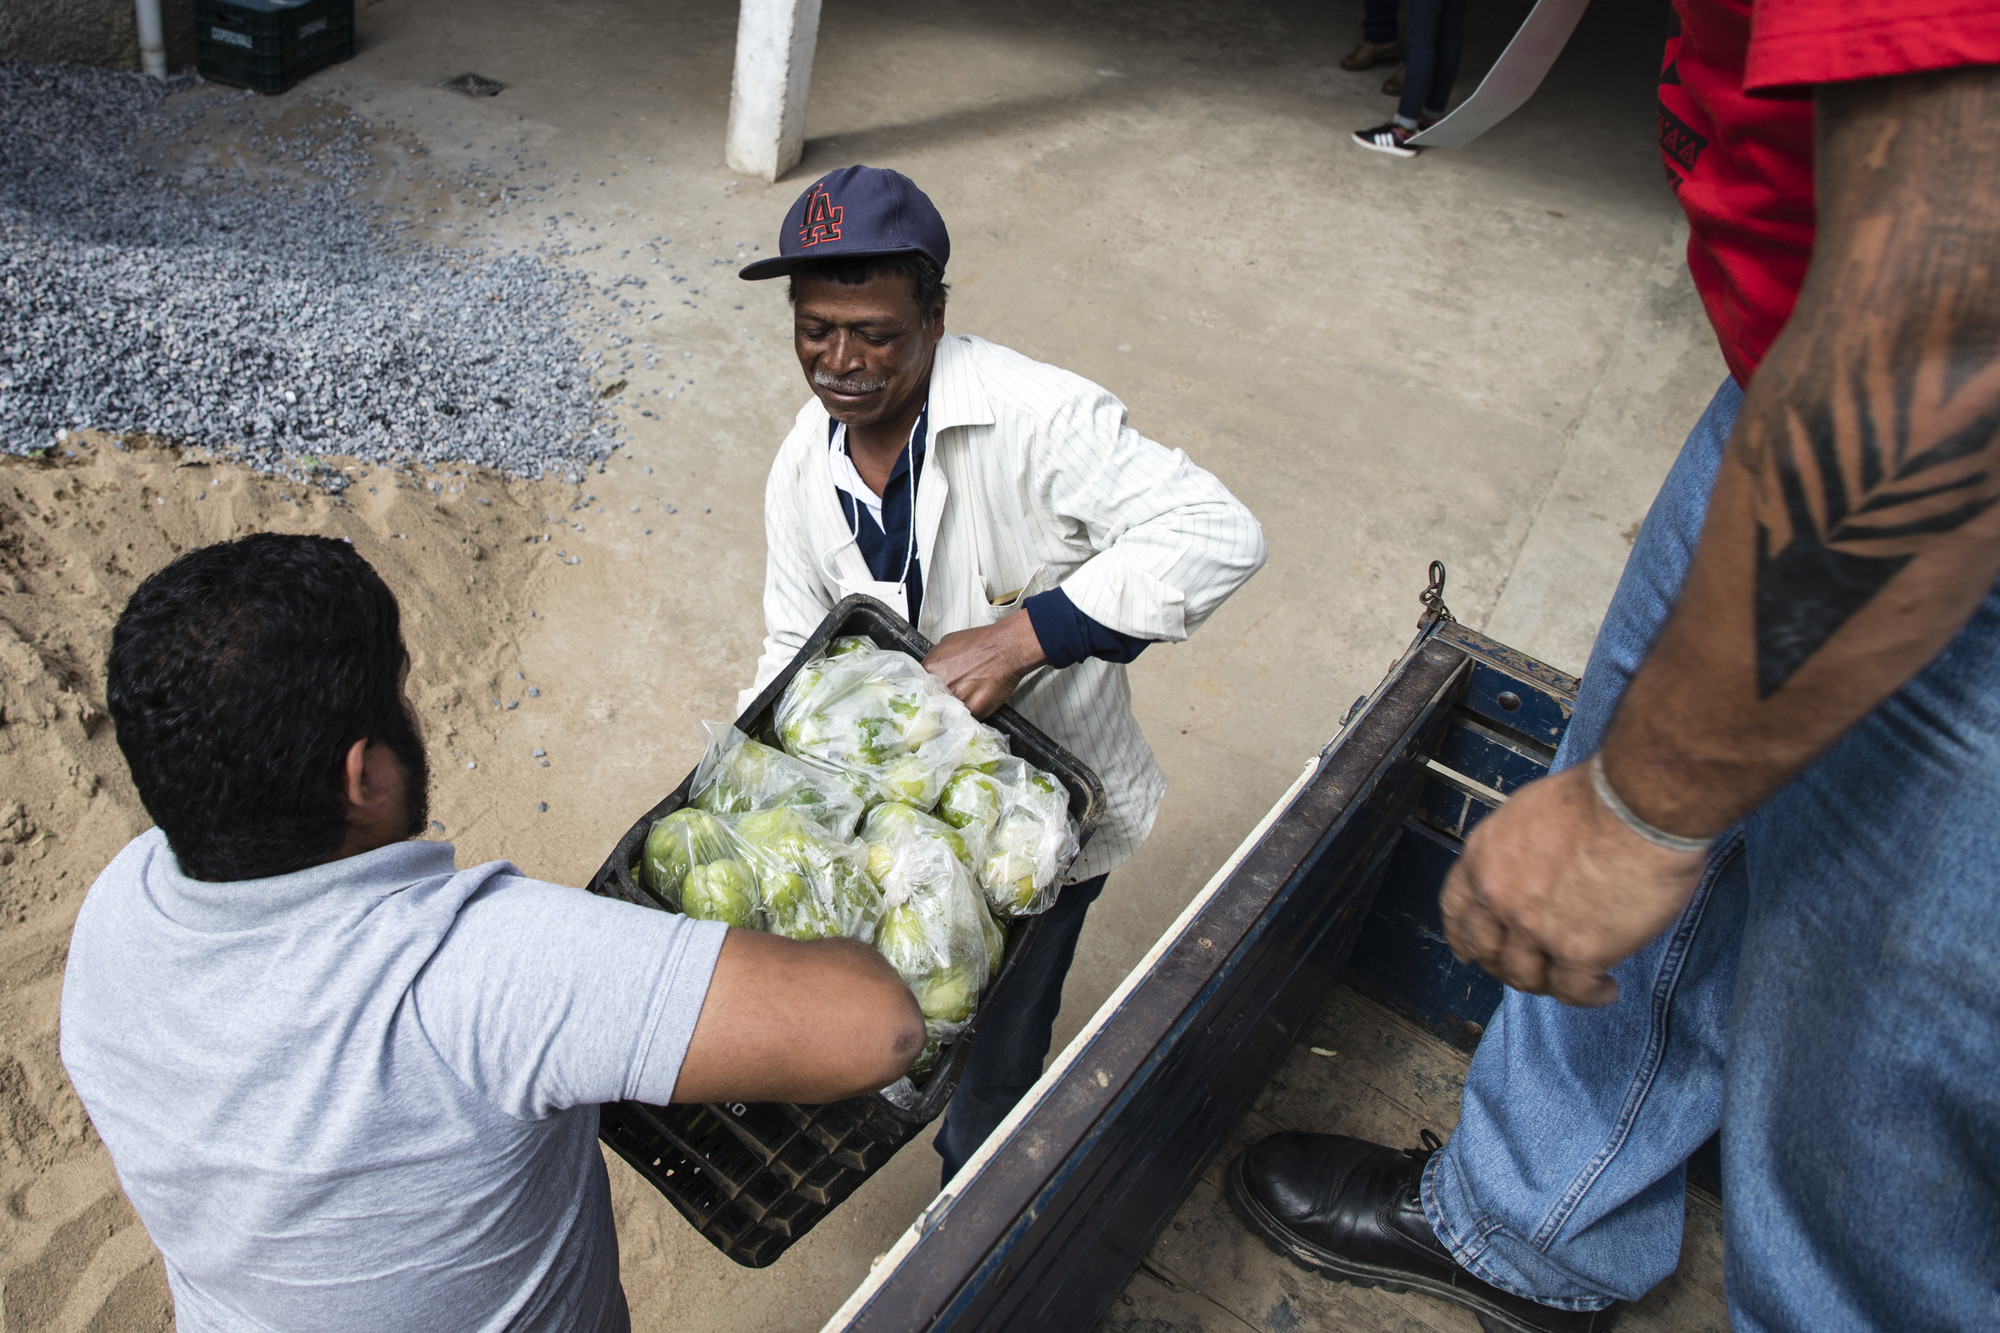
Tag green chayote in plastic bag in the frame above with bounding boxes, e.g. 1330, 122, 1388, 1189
774, 645, 988, 811
899, 909, 1000, 1080
862, 800, 993, 1061
903, 1028, 946, 1082
758, 869, 826, 939
937, 768, 1004, 858
863, 800, 970, 870
691, 722, 866, 839
642, 808, 739, 910
966, 758, 1081, 919
732, 806, 882, 943
878, 902, 981, 1026
681, 859, 760, 928
958, 726, 1010, 775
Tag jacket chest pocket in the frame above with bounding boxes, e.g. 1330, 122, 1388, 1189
973, 563, 1059, 627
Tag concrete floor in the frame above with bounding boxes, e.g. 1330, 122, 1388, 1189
187, 0, 1721, 1326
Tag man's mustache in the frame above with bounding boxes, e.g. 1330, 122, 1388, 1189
814, 370, 888, 394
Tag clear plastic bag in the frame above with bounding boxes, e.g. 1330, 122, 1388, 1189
936, 768, 1003, 862
940, 757, 1080, 918
690, 722, 866, 839
980, 892, 1007, 982
877, 1075, 925, 1109
730, 806, 883, 944
774, 644, 989, 812
641, 807, 762, 928
958, 723, 1011, 776
861, 801, 994, 1069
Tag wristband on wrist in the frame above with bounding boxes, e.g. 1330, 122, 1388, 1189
1587, 752, 1713, 855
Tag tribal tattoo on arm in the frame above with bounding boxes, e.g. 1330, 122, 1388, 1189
1595, 65, 2000, 839
1740, 68, 2000, 698
1430, 66, 2000, 1002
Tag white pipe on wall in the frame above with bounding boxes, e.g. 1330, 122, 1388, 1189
136, 0, 167, 79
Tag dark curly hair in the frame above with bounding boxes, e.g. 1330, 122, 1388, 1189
787, 252, 949, 322
106, 534, 429, 881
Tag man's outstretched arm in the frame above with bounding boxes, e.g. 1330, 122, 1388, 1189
672, 931, 926, 1103
1443, 66, 2000, 1006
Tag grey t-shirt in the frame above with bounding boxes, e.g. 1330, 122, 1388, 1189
59, 829, 726, 1333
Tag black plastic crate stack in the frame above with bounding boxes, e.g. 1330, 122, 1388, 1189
194, 0, 354, 95
587, 596, 1105, 1268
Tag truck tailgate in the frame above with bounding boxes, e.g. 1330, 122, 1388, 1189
822, 618, 1540, 1332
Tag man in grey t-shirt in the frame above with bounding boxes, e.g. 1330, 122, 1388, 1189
60, 534, 923, 1332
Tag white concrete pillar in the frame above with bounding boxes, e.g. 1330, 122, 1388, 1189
724, 0, 823, 182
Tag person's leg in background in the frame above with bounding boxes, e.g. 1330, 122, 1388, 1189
934, 874, 1108, 1186
1354, 0, 1439, 155
1395, 0, 1442, 129
1419, 0, 1470, 123
1361, 0, 1399, 47
1352, 0, 1448, 156
1722, 587, 2000, 1332
1342, 0, 1403, 70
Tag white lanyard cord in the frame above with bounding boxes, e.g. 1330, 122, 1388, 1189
828, 415, 921, 586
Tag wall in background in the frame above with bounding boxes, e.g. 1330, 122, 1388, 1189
1, 0, 194, 73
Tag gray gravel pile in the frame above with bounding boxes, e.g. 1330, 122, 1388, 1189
0, 60, 612, 485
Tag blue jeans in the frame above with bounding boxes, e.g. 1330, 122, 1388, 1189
935, 874, 1108, 1186
1398, 0, 1468, 123
1424, 378, 2000, 1331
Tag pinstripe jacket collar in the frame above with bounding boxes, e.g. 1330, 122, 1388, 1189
913, 332, 993, 591
926, 329, 997, 433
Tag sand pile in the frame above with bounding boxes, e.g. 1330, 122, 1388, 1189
0, 430, 951, 1333
0, 434, 582, 1332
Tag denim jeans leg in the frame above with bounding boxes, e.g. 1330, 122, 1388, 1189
1422, 0, 1470, 116
1397, 0, 1442, 123
935, 874, 1108, 1186
1421, 378, 1746, 1304
1361, 0, 1399, 48
1724, 587, 2000, 1332
1425, 841, 1746, 1306
1552, 376, 1744, 772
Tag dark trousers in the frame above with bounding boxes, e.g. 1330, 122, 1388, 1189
1399, 0, 1469, 122
1362, 0, 1400, 47
934, 873, 1108, 1186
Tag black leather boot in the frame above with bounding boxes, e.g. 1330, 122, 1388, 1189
1227, 1132, 1621, 1333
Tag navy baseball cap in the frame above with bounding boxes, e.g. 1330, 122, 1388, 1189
738, 165, 950, 281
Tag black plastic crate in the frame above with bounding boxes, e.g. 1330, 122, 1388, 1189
587, 596, 1105, 1267
194, 0, 354, 95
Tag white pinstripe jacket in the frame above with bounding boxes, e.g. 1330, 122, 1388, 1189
742, 332, 1268, 881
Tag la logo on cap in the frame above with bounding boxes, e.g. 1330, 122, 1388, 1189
799, 184, 843, 248
737, 165, 948, 281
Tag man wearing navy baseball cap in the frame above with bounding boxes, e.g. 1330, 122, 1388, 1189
737, 165, 1269, 1184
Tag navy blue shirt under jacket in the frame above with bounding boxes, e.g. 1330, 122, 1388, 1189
831, 411, 1147, 670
